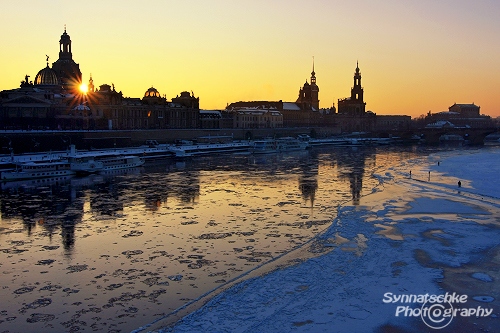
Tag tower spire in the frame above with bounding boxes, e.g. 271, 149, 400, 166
310, 56, 316, 85
88, 73, 94, 92
351, 61, 363, 102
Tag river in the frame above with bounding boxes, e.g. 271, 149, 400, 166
0, 145, 452, 333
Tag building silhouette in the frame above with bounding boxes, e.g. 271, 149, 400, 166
338, 61, 365, 115
51, 28, 82, 94
335, 62, 376, 132
296, 59, 320, 111
226, 59, 336, 128
423, 103, 492, 129
0, 29, 200, 131
0, 29, 431, 135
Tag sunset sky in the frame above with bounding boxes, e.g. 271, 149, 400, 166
1, 0, 499, 118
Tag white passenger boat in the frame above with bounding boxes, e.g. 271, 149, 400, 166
1, 160, 75, 181
96, 155, 145, 170
0, 143, 172, 171
252, 137, 308, 154
0, 154, 144, 182
1, 157, 107, 181
168, 142, 251, 158
307, 137, 350, 146
69, 157, 104, 175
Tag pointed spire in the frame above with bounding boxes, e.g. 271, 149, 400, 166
310, 56, 316, 85
88, 73, 95, 92
354, 60, 361, 76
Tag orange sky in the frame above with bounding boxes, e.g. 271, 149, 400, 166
1, 0, 499, 118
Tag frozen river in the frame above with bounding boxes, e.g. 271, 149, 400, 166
0, 145, 491, 332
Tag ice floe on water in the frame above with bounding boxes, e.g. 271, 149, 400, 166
0, 148, 383, 332
157, 146, 500, 333
2, 146, 499, 333
472, 273, 494, 283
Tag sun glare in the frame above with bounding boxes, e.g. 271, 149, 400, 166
79, 83, 88, 94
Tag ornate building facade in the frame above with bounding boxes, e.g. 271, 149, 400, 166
424, 103, 492, 128
338, 62, 365, 115
296, 60, 319, 111
0, 29, 200, 131
1, 29, 405, 135
336, 62, 376, 132
226, 60, 334, 128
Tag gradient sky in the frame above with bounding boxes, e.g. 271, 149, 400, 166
1, 0, 499, 118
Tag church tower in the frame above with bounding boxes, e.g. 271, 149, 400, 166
52, 27, 82, 94
88, 74, 95, 93
338, 62, 366, 115
310, 58, 319, 110
350, 61, 363, 103
296, 58, 320, 110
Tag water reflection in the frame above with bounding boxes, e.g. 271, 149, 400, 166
298, 153, 319, 208
0, 146, 411, 332
334, 147, 376, 205
0, 148, 379, 249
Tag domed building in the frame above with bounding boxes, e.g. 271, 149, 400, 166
51, 28, 82, 94
144, 87, 161, 98
142, 87, 165, 105
1, 29, 201, 133
34, 62, 59, 87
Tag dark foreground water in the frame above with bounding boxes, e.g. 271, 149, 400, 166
0, 145, 432, 333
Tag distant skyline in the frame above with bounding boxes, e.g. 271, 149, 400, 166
1, 0, 500, 118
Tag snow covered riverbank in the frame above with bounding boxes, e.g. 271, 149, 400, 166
150, 147, 500, 333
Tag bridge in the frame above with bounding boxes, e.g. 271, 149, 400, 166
376, 127, 499, 145
417, 127, 498, 145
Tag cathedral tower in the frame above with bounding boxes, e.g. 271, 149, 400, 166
51, 27, 82, 93
350, 61, 363, 103
338, 62, 366, 115
296, 58, 320, 110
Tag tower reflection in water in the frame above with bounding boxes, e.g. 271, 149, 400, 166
0, 148, 378, 249
0, 146, 398, 332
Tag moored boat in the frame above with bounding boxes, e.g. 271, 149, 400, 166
69, 157, 104, 175
96, 155, 145, 170
252, 137, 308, 154
1, 160, 74, 181
169, 142, 251, 158
1, 154, 144, 182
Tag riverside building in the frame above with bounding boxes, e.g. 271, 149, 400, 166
0, 29, 200, 131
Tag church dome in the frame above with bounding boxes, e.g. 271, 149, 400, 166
144, 87, 161, 98
35, 65, 59, 86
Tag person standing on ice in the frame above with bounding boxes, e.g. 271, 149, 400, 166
458, 181, 461, 187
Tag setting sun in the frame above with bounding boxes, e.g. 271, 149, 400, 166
79, 83, 88, 94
